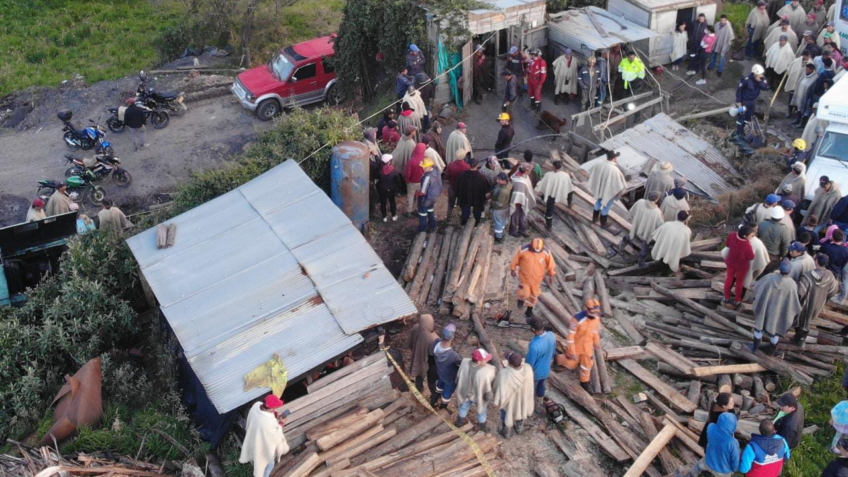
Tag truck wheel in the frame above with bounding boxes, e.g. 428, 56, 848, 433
327, 84, 342, 106
256, 99, 281, 121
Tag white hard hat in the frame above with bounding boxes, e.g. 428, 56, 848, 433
771, 206, 785, 220
752, 64, 765, 75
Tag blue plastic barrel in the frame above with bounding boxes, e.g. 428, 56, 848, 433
330, 141, 370, 231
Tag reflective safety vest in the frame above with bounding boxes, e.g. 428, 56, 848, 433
619, 58, 646, 88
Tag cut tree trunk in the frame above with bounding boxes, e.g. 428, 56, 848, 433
622, 424, 677, 477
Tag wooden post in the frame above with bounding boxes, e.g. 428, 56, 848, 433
595, 347, 612, 394
622, 425, 677, 477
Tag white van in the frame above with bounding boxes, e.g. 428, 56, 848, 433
803, 76, 848, 206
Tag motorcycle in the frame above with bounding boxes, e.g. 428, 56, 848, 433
105, 100, 168, 133
58, 110, 114, 155
136, 70, 186, 118
37, 175, 106, 206
63, 153, 132, 187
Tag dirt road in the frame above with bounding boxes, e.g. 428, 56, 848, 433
0, 74, 273, 226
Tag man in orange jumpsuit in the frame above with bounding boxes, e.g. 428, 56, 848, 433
561, 298, 603, 393
510, 238, 556, 318
527, 49, 548, 110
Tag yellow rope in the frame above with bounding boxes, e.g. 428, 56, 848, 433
382, 346, 498, 477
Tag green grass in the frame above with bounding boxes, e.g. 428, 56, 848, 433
782, 362, 846, 476
250, 0, 346, 65
721, 2, 753, 40
0, 0, 184, 97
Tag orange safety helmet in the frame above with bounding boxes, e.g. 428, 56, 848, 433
585, 298, 601, 312
531, 238, 545, 251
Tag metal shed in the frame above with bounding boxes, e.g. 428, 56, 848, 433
127, 160, 417, 414
606, 0, 716, 65
547, 7, 658, 61
592, 113, 739, 200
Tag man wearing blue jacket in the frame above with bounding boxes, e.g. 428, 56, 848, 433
739, 420, 790, 477
735, 64, 770, 137
685, 413, 740, 476
525, 317, 556, 401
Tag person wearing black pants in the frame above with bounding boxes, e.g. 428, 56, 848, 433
377, 154, 401, 222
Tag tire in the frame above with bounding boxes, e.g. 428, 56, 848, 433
326, 84, 342, 106
151, 110, 170, 129
113, 168, 132, 187
65, 166, 82, 178
107, 117, 125, 133
64, 131, 80, 150
88, 186, 106, 206
256, 99, 281, 121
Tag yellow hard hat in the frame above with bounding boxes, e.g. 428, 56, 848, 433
421, 158, 435, 168
498, 112, 511, 121
792, 138, 807, 151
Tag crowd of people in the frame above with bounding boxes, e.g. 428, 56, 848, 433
24, 185, 132, 235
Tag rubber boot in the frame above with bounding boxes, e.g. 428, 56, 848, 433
430, 393, 441, 408
600, 214, 609, 228
797, 116, 809, 130
525, 306, 534, 318
478, 421, 489, 433
592, 210, 600, 223
455, 416, 467, 427
517, 299, 525, 308
580, 381, 593, 394
499, 424, 513, 439
514, 420, 525, 435
545, 217, 553, 230
554, 94, 560, 105
567, 193, 573, 208
749, 338, 760, 354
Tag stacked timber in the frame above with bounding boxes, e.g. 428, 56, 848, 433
270, 354, 503, 477
398, 223, 501, 320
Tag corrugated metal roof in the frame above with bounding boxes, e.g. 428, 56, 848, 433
127, 160, 417, 413
596, 113, 739, 199
548, 7, 657, 55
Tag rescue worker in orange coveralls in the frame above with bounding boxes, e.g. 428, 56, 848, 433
560, 298, 603, 394
510, 238, 556, 319
527, 49, 548, 110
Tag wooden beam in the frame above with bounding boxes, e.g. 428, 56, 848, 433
617, 359, 697, 413
623, 424, 677, 477
689, 363, 768, 377
605, 346, 647, 361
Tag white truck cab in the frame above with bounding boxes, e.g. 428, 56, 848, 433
804, 76, 848, 205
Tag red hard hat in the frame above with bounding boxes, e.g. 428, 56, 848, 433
126, 97, 136, 105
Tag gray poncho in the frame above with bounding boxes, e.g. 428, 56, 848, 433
797, 267, 839, 331
753, 272, 801, 336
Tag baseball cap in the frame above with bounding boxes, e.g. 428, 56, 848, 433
782, 199, 796, 210
467, 157, 479, 168
443, 323, 456, 340
472, 348, 492, 362
765, 194, 780, 205
789, 241, 806, 252
821, 175, 831, 185
776, 392, 798, 407
496, 172, 509, 181
779, 258, 792, 274
458, 122, 467, 129
265, 395, 285, 409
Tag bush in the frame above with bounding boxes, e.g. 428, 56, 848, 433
174, 106, 363, 211
0, 232, 140, 440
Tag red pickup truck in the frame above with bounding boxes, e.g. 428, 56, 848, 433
231, 35, 340, 120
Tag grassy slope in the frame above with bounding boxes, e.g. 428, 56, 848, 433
0, 0, 183, 97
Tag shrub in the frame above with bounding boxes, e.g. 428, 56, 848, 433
174, 106, 362, 211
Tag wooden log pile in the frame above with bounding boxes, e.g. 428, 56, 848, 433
269, 353, 503, 477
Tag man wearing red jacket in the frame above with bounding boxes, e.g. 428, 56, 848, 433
445, 148, 471, 219
405, 144, 427, 216
527, 49, 548, 110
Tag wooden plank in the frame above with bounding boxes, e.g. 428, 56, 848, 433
605, 346, 647, 361
617, 359, 697, 413
644, 342, 698, 374
729, 341, 814, 386
622, 424, 677, 477
307, 354, 387, 393
689, 363, 768, 377
594, 272, 613, 317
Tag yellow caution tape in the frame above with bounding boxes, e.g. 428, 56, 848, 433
382, 346, 498, 477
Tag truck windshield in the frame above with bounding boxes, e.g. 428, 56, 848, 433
818, 131, 848, 162
270, 54, 295, 81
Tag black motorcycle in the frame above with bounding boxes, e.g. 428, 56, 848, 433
58, 110, 114, 155
136, 70, 187, 118
63, 153, 132, 187
105, 102, 169, 133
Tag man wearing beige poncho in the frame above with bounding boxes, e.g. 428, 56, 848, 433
622, 191, 665, 267
493, 352, 535, 439
455, 349, 498, 432
588, 150, 626, 228
651, 210, 693, 273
